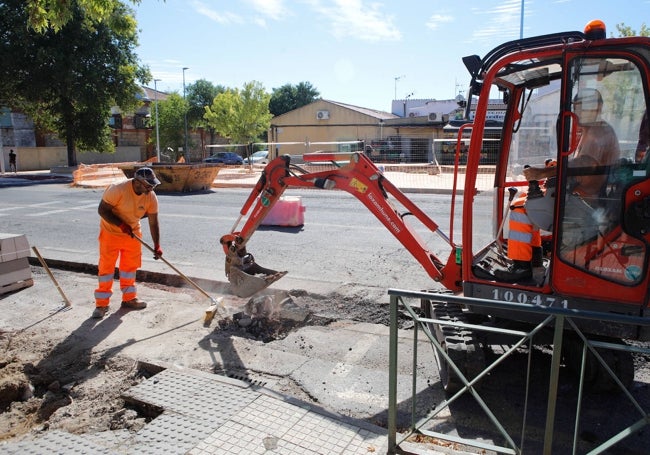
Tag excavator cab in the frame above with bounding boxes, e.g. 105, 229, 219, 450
461, 21, 650, 341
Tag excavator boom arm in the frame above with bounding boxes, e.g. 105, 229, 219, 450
220, 153, 462, 296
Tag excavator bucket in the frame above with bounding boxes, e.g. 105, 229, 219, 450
226, 252, 287, 298
228, 267, 287, 298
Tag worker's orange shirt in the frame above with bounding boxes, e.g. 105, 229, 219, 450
100, 179, 158, 235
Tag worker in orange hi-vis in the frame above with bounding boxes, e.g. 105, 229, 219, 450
92, 167, 163, 319
503, 159, 557, 274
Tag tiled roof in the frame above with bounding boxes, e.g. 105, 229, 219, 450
141, 86, 170, 102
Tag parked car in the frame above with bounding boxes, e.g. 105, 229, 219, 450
243, 150, 269, 165
203, 152, 243, 165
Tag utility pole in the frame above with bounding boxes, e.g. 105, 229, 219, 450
182, 67, 189, 163
154, 79, 161, 162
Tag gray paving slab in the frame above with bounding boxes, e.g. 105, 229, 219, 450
0, 430, 111, 454
1, 365, 390, 455
124, 413, 208, 455
122, 368, 259, 422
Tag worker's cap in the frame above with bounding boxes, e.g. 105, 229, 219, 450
134, 167, 160, 187
572, 88, 603, 110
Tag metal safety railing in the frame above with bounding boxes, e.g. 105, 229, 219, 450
387, 288, 650, 455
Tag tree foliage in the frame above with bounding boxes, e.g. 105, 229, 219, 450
269, 81, 320, 117
204, 81, 272, 145
186, 79, 225, 144
155, 92, 187, 161
615, 23, 649, 37
24, 0, 137, 32
186, 79, 225, 127
0, 0, 149, 166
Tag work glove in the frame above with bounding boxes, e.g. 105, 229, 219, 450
119, 222, 133, 237
154, 244, 163, 260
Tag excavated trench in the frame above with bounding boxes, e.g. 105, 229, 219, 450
215, 290, 416, 343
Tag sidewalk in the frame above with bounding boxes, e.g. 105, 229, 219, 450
0, 268, 455, 455
0, 162, 488, 194
0, 170, 73, 186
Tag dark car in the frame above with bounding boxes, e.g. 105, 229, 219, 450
203, 152, 243, 165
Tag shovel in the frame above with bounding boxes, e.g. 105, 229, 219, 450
133, 235, 226, 321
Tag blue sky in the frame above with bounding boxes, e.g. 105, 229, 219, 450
133, 0, 649, 113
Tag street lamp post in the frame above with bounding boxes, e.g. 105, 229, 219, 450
154, 78, 161, 162
182, 67, 189, 163
520, 0, 524, 39
394, 75, 404, 100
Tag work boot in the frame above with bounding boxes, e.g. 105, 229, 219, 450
92, 306, 109, 319
494, 260, 532, 282
531, 246, 546, 285
121, 298, 147, 310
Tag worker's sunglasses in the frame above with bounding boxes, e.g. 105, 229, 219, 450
135, 169, 157, 189
138, 179, 155, 190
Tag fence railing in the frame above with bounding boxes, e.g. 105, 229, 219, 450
387, 288, 650, 454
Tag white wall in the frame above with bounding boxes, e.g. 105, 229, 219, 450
1, 146, 144, 172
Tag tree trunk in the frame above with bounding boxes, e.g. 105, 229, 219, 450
66, 134, 77, 167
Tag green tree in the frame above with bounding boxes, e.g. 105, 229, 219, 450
204, 81, 272, 147
615, 23, 649, 37
156, 92, 187, 161
0, 0, 148, 166
186, 79, 225, 144
269, 82, 320, 117
24, 0, 136, 32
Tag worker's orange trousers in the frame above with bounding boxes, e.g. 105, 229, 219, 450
94, 230, 141, 307
507, 195, 541, 262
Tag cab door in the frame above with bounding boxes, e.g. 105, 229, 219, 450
551, 47, 650, 310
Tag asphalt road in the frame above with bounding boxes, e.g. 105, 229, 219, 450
0, 183, 494, 296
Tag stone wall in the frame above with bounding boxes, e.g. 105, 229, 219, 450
2, 146, 144, 172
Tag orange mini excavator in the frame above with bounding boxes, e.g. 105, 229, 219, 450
222, 20, 650, 392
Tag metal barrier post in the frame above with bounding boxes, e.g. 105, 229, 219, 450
543, 314, 564, 454
387, 294, 399, 453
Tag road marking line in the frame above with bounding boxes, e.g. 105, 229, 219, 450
27, 209, 70, 217
71, 203, 100, 209
163, 213, 227, 220
27, 201, 60, 207
26, 202, 97, 216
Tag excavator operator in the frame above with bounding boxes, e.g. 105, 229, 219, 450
496, 88, 620, 282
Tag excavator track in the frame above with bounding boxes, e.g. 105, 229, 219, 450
421, 298, 485, 394
562, 333, 635, 392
